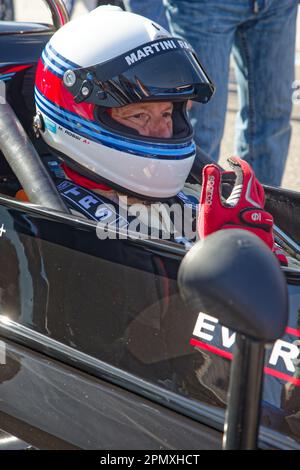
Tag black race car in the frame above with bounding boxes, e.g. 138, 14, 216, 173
0, 0, 299, 450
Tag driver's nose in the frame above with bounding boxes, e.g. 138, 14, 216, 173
148, 119, 173, 138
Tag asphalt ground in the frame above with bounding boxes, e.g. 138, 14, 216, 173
14, 0, 300, 191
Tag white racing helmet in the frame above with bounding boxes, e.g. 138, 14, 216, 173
34, 5, 214, 199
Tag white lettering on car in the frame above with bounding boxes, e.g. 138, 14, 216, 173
193, 312, 236, 347
269, 339, 299, 373
192, 312, 218, 341
192, 312, 300, 378
221, 327, 236, 349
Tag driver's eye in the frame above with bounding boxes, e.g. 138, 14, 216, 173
131, 113, 149, 124
132, 113, 146, 118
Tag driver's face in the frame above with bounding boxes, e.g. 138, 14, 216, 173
110, 101, 173, 138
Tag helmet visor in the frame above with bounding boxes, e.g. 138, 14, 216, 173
64, 38, 215, 107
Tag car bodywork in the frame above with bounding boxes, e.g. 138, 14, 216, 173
0, 0, 299, 450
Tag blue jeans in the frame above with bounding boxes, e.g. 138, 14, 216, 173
163, 0, 298, 186
0, 0, 14, 20
123, 0, 170, 30
63, 0, 75, 16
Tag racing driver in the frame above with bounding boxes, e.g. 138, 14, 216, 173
30, 5, 286, 264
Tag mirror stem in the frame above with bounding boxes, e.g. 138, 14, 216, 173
223, 334, 265, 450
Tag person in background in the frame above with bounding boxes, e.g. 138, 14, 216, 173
0, 0, 14, 20
62, 0, 75, 16
123, 0, 169, 30
64, 1, 125, 17
163, 0, 299, 187
96, 0, 124, 7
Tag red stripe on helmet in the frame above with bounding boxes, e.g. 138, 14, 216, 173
35, 59, 95, 121
62, 163, 111, 191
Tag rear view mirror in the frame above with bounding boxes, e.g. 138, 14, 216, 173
178, 229, 288, 449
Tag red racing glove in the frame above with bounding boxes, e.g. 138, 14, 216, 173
198, 156, 288, 265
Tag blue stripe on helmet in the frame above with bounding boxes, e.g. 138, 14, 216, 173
41, 43, 78, 78
36, 96, 195, 160
41, 51, 65, 77
45, 44, 71, 72
35, 87, 100, 132
48, 43, 79, 68
35, 88, 196, 158
35, 87, 192, 150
